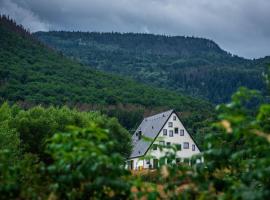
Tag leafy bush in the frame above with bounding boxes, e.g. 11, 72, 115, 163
46, 125, 131, 199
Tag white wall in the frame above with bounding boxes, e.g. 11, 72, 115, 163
128, 112, 201, 169
148, 113, 200, 159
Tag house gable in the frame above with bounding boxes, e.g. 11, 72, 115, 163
129, 110, 200, 159
146, 112, 200, 159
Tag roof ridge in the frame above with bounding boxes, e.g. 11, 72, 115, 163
144, 109, 173, 120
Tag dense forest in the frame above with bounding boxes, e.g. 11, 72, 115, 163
0, 15, 214, 140
34, 31, 268, 104
1, 75, 270, 200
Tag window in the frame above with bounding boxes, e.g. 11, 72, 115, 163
163, 129, 167, 136
180, 129, 184, 136
183, 142, 189, 149
173, 116, 176, 121
174, 127, 179, 134
159, 141, 165, 146
168, 122, 173, 127
176, 144, 181, 151
152, 144, 158, 150
169, 130, 173, 137
146, 160, 150, 164
166, 142, 171, 146
192, 144, 196, 151
136, 131, 142, 139
176, 158, 181, 163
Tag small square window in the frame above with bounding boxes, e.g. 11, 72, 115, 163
183, 142, 189, 149
175, 127, 179, 134
166, 142, 171, 146
169, 130, 173, 137
163, 129, 167, 136
192, 144, 196, 151
168, 122, 173, 127
173, 116, 176, 121
176, 158, 181, 163
180, 129, 184, 136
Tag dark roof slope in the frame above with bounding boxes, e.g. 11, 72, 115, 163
129, 109, 173, 158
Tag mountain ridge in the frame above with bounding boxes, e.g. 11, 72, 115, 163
34, 31, 267, 103
0, 15, 214, 138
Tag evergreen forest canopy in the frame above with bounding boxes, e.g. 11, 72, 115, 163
34, 31, 269, 104
0, 15, 214, 138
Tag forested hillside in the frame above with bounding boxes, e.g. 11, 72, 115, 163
35, 31, 266, 103
0, 16, 213, 139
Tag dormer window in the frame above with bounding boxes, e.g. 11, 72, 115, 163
137, 131, 142, 140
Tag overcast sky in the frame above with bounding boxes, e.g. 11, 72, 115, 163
1, 0, 270, 59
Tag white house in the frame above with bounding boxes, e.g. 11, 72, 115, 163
126, 109, 201, 170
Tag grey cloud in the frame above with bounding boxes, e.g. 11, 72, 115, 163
0, 0, 49, 32
1, 0, 270, 58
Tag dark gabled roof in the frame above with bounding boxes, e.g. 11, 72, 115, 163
129, 109, 174, 158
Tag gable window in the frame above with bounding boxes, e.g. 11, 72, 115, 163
180, 129, 184, 136
176, 144, 181, 151
192, 144, 196, 151
166, 142, 171, 146
173, 116, 176, 121
174, 127, 179, 134
183, 142, 189, 149
169, 130, 173, 137
152, 144, 158, 150
163, 129, 167, 136
168, 122, 173, 127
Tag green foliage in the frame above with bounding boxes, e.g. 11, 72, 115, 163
0, 16, 214, 137
0, 83, 270, 199
0, 103, 132, 160
46, 125, 131, 199
2, 16, 270, 200
0, 103, 133, 199
35, 31, 267, 104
